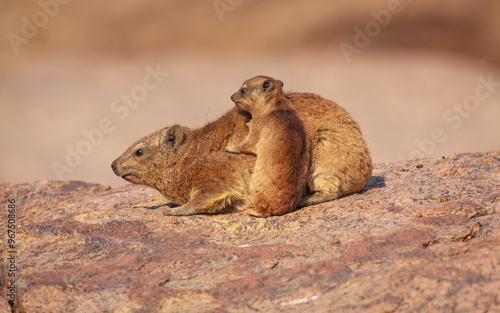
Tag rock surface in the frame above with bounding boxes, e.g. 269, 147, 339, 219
1, 151, 499, 313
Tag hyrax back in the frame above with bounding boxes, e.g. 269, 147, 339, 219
112, 76, 372, 216
226, 76, 310, 217
290, 92, 372, 208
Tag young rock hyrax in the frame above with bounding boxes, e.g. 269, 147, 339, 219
225, 76, 310, 217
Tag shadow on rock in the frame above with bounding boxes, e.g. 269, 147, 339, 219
364, 175, 386, 190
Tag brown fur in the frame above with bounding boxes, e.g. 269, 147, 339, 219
225, 76, 310, 217
111, 76, 372, 216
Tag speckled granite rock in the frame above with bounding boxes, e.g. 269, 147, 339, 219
1, 151, 499, 313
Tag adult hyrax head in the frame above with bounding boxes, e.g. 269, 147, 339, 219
111, 125, 185, 187
231, 75, 285, 113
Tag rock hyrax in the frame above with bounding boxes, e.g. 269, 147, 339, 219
226, 76, 310, 217
112, 76, 372, 216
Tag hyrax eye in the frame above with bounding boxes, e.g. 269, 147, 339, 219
134, 149, 144, 157
263, 81, 270, 89
240, 89, 246, 95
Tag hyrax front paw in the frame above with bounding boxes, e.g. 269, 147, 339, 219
225, 145, 242, 154
246, 208, 271, 218
162, 204, 196, 216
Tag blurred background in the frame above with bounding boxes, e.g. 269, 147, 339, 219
1, 0, 499, 187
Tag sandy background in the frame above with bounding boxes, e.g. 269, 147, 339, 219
1, 0, 499, 187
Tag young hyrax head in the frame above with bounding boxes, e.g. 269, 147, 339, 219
230, 76, 284, 112
111, 125, 185, 185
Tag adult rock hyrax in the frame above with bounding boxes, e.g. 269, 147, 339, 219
225, 76, 310, 217
111, 75, 372, 216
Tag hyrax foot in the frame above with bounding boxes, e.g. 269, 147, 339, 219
225, 144, 256, 155
162, 204, 198, 216
246, 208, 271, 218
225, 145, 241, 154
163, 191, 246, 216
298, 191, 342, 208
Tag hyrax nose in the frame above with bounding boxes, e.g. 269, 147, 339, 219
111, 160, 116, 170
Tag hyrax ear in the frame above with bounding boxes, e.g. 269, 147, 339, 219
276, 80, 284, 88
262, 79, 276, 93
164, 125, 185, 150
